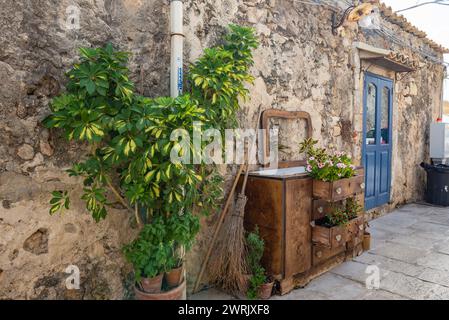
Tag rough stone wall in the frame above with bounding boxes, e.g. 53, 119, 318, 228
0, 0, 170, 299
0, 0, 445, 299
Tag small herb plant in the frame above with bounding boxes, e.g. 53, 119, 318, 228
299, 138, 356, 182
246, 227, 267, 300
323, 197, 362, 227
123, 217, 170, 281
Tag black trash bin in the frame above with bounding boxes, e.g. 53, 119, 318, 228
421, 162, 449, 206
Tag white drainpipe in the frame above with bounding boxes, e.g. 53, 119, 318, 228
170, 2, 186, 299
170, 0, 184, 98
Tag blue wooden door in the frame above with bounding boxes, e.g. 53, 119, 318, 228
363, 73, 393, 210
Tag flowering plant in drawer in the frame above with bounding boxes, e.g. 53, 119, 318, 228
300, 138, 356, 182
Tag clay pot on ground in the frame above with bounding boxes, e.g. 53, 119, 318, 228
139, 273, 164, 293
363, 232, 371, 251
165, 265, 184, 287
134, 279, 186, 300
257, 280, 274, 300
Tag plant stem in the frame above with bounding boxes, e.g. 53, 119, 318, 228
105, 178, 133, 213
135, 203, 143, 228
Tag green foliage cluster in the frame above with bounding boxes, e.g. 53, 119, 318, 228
246, 227, 267, 300
300, 138, 356, 182
190, 25, 258, 131
325, 197, 362, 227
123, 214, 200, 280
44, 25, 259, 280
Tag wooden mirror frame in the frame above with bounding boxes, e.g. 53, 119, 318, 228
261, 109, 313, 168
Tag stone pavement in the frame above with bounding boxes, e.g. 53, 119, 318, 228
191, 204, 449, 300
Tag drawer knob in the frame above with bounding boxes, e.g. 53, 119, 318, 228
318, 206, 324, 213
359, 225, 364, 231
335, 187, 342, 195
335, 234, 342, 242
316, 251, 322, 258
360, 183, 365, 190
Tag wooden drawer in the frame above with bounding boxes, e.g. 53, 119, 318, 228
312, 196, 365, 221
312, 223, 347, 248
312, 173, 365, 201
312, 214, 365, 248
312, 244, 346, 266
312, 199, 343, 221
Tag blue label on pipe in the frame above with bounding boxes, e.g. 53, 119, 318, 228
178, 67, 183, 94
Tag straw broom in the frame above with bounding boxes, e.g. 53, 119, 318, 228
208, 110, 262, 295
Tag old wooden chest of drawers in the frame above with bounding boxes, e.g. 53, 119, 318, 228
242, 167, 313, 293
243, 166, 365, 294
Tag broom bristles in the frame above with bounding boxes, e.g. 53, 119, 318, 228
208, 194, 249, 295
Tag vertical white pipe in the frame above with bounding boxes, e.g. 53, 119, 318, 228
170, 0, 184, 98
170, 3, 186, 299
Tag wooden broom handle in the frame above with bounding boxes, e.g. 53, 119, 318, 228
192, 109, 262, 294
192, 163, 245, 294
241, 109, 263, 194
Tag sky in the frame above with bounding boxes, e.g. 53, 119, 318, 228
382, 0, 449, 101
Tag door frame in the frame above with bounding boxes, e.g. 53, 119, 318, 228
362, 72, 394, 210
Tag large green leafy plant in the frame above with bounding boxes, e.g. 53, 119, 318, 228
44, 25, 258, 282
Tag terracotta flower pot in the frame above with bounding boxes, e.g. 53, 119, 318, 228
134, 279, 186, 300
139, 273, 163, 293
257, 281, 274, 300
165, 265, 184, 287
363, 232, 371, 251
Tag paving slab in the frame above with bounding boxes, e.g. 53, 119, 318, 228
408, 221, 449, 234
354, 252, 425, 278
330, 260, 387, 284
370, 242, 430, 264
433, 239, 449, 255
423, 213, 449, 226
358, 289, 408, 300
387, 233, 437, 251
416, 252, 449, 271
380, 270, 449, 300
417, 268, 449, 288
288, 273, 370, 300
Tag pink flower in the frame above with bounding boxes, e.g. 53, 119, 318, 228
309, 157, 315, 161
306, 165, 312, 172
318, 163, 325, 169
336, 163, 346, 169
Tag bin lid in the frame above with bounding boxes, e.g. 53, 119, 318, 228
421, 162, 449, 172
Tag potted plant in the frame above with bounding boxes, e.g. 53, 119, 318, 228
164, 213, 200, 287
300, 139, 365, 201
246, 227, 274, 300
123, 217, 169, 294
312, 197, 364, 248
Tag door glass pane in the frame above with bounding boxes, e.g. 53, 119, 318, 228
381, 87, 390, 144
366, 83, 376, 145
